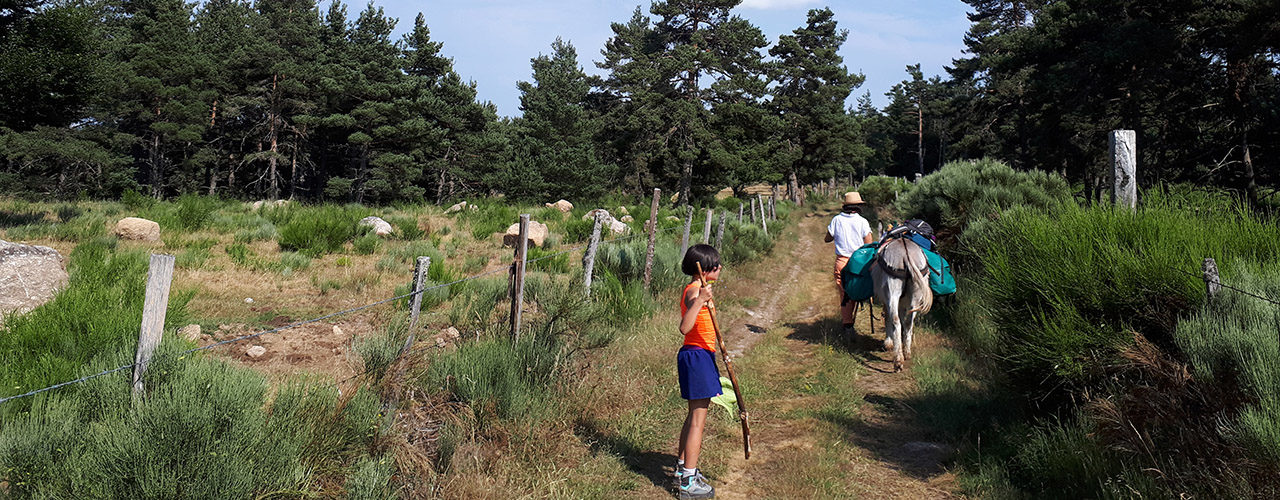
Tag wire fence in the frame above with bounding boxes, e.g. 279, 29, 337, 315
0, 211, 741, 406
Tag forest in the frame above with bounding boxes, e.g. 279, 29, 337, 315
2, 0, 1275, 206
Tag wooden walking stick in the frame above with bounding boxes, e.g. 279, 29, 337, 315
695, 262, 751, 459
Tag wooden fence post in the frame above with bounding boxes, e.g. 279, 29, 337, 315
769, 194, 776, 220
1110, 129, 1137, 209
750, 198, 757, 223
509, 214, 529, 341
758, 194, 768, 236
1203, 257, 1220, 299
715, 211, 727, 249
914, 173, 922, 183
702, 208, 713, 244
402, 256, 430, 354
643, 188, 660, 288
583, 213, 603, 296
876, 222, 884, 240
133, 254, 175, 398
680, 205, 693, 257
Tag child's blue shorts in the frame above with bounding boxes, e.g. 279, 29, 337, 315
677, 345, 722, 400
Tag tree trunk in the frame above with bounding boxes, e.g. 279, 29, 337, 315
916, 98, 924, 176
1243, 132, 1258, 206
150, 133, 162, 199
289, 140, 299, 200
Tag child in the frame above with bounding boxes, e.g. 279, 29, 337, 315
675, 244, 721, 499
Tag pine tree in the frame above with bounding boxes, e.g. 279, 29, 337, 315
599, 0, 768, 204
112, 0, 210, 198
500, 38, 614, 202
769, 8, 865, 197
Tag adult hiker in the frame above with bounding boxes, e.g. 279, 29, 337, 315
825, 192, 874, 335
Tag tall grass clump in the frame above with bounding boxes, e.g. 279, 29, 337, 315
966, 198, 1280, 393
276, 205, 366, 257
0, 353, 388, 497
1177, 263, 1280, 468
952, 186, 1280, 497
595, 238, 682, 292
461, 201, 518, 240
425, 280, 615, 422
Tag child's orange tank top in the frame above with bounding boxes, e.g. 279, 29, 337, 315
680, 282, 717, 352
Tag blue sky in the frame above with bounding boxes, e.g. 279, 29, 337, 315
374, 0, 973, 117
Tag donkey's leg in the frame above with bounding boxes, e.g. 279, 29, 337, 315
902, 308, 915, 362
885, 282, 905, 372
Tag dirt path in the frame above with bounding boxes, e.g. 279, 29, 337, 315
696, 210, 960, 499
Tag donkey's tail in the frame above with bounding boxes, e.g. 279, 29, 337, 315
902, 239, 933, 314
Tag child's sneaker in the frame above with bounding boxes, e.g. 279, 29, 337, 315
678, 469, 714, 499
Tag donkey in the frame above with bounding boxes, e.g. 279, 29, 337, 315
871, 237, 934, 372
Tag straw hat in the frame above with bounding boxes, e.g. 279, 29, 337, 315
841, 192, 866, 205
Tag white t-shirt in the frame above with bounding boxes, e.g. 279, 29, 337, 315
828, 212, 872, 257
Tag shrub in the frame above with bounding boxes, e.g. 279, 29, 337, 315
857, 175, 912, 207
0, 358, 387, 498
528, 246, 569, 273
897, 159, 1072, 241
595, 238, 682, 292
279, 252, 312, 273
720, 222, 773, 265
277, 205, 365, 257
226, 243, 251, 267
121, 188, 154, 211
385, 215, 424, 240
233, 218, 276, 243
55, 204, 81, 222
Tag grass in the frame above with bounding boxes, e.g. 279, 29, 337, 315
0, 238, 192, 415
0, 235, 390, 497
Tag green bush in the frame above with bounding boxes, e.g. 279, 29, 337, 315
897, 159, 1072, 240
720, 222, 773, 265
121, 189, 154, 211
528, 246, 569, 273
857, 175, 912, 207
385, 215, 424, 240
276, 205, 365, 257
0, 360, 386, 498
355, 319, 409, 381
279, 252, 312, 273
233, 218, 276, 243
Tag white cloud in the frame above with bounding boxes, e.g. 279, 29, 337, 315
739, 0, 821, 10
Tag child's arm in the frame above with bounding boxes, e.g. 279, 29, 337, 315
679, 284, 712, 335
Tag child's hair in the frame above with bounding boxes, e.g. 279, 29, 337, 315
841, 204, 862, 214
682, 244, 721, 277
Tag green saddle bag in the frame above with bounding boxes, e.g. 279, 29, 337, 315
841, 242, 956, 302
